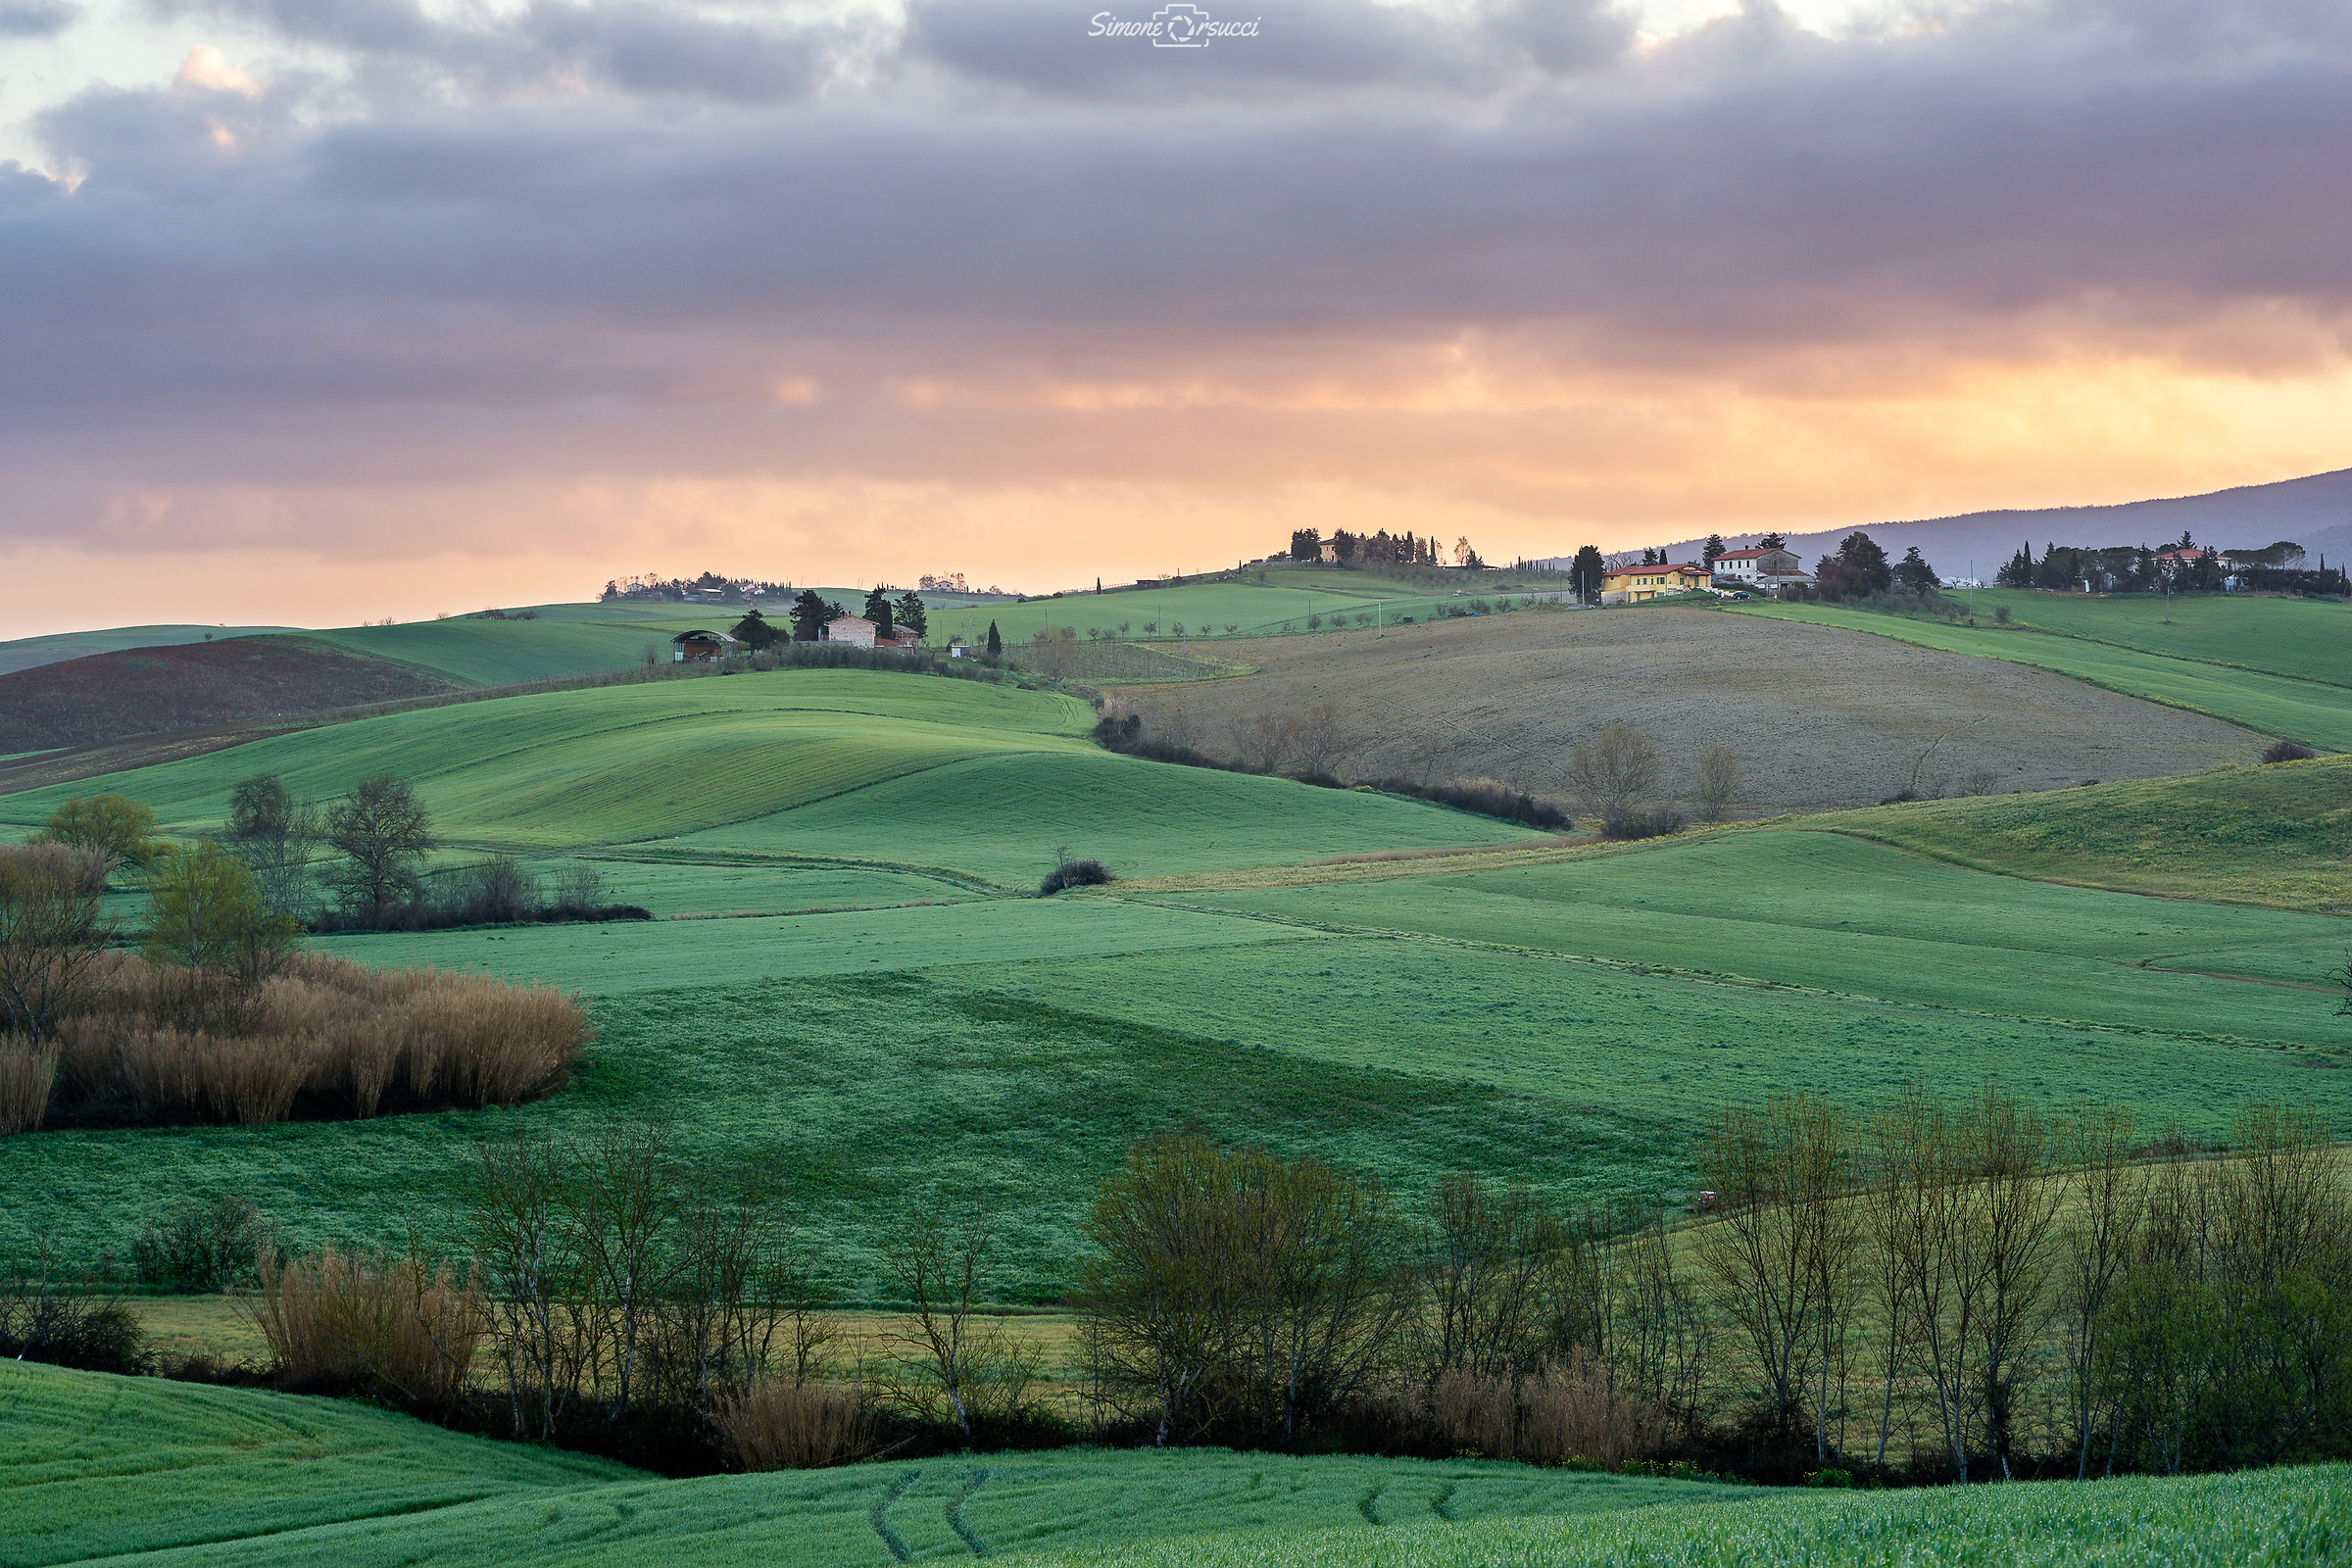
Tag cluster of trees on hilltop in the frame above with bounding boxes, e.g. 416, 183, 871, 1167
1286, 529, 1469, 567
602, 571, 792, 603
1997, 534, 2346, 595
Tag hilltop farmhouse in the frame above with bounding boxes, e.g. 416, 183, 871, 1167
1600, 562, 1711, 604
1708, 546, 1799, 582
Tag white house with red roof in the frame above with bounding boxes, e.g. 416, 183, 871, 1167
1709, 546, 1802, 582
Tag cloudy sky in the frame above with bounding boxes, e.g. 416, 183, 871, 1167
2, 0, 2347, 629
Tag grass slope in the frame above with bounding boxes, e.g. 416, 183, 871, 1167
1800, 755, 2352, 913
1014, 1463, 2350, 1568
0, 1360, 632, 1568
621, 567, 1558, 650
1731, 600, 2352, 750
299, 620, 661, 686
9, 1362, 2339, 1568
0, 624, 296, 678
17, 858, 2345, 1290
0, 669, 1524, 883
0, 1360, 1757, 1568
1959, 588, 2352, 687
1162, 832, 2352, 1048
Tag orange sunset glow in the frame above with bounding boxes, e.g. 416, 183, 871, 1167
4, 1, 2349, 627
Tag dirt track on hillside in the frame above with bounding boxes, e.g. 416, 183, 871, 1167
1108, 608, 2260, 815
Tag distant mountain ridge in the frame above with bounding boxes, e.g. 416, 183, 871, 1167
1543, 467, 2352, 580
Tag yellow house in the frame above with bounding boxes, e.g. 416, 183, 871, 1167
1600, 563, 1711, 604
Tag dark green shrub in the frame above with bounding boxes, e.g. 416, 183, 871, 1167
1040, 859, 1113, 896
131, 1197, 277, 1292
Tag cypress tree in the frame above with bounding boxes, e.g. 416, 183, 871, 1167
985, 620, 1003, 658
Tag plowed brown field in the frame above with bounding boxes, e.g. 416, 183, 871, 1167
0, 637, 458, 753
1108, 605, 2259, 814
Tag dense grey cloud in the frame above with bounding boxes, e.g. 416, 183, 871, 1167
141, 0, 875, 101
0, 0, 79, 35
2, 0, 2349, 552
900, 0, 1631, 99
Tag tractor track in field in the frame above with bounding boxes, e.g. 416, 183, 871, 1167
871, 1467, 922, 1562
948, 1466, 994, 1555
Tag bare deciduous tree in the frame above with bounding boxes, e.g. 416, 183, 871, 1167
1695, 1097, 1854, 1452
1692, 746, 1742, 823
2060, 1105, 2143, 1478
1424, 1174, 1567, 1380
878, 1208, 1037, 1442
1292, 699, 1348, 780
0, 849, 112, 1051
1230, 711, 1299, 774
1565, 724, 1657, 833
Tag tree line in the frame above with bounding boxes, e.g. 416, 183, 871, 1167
11, 1087, 2342, 1489
1997, 533, 2346, 596
1287, 529, 1459, 567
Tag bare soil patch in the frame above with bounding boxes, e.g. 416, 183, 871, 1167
0, 637, 459, 754
1109, 607, 2258, 815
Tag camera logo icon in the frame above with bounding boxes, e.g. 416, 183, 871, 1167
1152, 3, 1210, 46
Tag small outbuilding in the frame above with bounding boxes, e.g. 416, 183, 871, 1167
671, 629, 738, 662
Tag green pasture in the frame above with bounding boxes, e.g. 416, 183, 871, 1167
1015, 1463, 2349, 1568
7, 1362, 2342, 1568
1800, 755, 2352, 912
1161, 831, 2352, 1049
0, 623, 298, 677
312, 896, 1320, 993
923, 568, 1559, 649
0, 1360, 630, 1568
1958, 588, 2352, 687
603, 567, 1565, 649
654, 749, 1529, 886
296, 619, 672, 686
1, 1361, 1767, 1568
1730, 599, 2352, 751
0, 669, 1523, 885
519, 858, 986, 917
17, 858, 2349, 1289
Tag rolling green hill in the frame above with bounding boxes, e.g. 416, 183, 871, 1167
1731, 599, 2352, 750
1161, 830, 2352, 1049
3, 658, 2345, 1300
1956, 588, 2352, 687
298, 619, 664, 686
1013, 1462, 2349, 1568
10, 798, 2344, 1291
1799, 754, 2352, 913
0, 669, 1526, 883
0, 623, 297, 677
624, 566, 1559, 650
0, 1359, 632, 1567
1, 1360, 1754, 1567
6, 1361, 2339, 1568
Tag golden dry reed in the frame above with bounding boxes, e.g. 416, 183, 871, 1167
714, 1379, 882, 1471
46, 951, 590, 1127
249, 1244, 486, 1407
1431, 1351, 1671, 1469
0, 1045, 58, 1135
